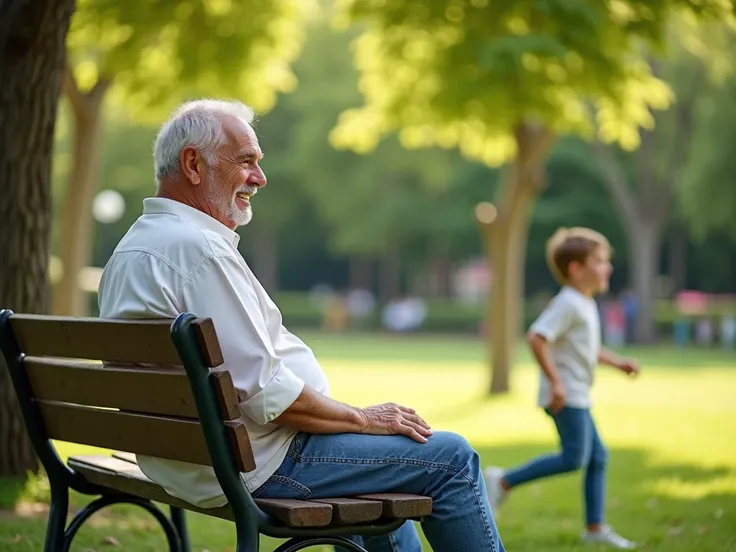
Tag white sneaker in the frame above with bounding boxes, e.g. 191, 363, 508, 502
583, 526, 637, 549
482, 466, 508, 512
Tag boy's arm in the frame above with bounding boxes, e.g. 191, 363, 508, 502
527, 332, 566, 413
527, 296, 574, 412
599, 347, 640, 376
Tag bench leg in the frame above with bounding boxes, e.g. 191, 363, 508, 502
61, 495, 183, 552
171, 507, 191, 552
44, 482, 69, 552
273, 536, 368, 552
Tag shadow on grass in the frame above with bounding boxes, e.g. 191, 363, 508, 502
0, 443, 733, 552
474, 443, 736, 551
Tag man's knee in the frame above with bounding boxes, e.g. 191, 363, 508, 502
431, 431, 479, 466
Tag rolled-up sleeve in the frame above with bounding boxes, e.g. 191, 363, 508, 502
181, 254, 305, 425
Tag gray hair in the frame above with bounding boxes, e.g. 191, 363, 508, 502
153, 99, 255, 187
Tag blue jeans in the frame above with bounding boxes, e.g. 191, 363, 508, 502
503, 407, 608, 525
252, 431, 505, 551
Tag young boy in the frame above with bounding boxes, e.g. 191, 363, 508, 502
484, 227, 640, 549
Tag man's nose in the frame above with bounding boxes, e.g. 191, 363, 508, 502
251, 165, 267, 188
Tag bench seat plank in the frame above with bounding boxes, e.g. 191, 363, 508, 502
310, 498, 383, 524
72, 455, 433, 526
356, 493, 433, 519
70, 456, 331, 527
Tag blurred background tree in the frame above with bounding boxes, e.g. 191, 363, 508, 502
55, 0, 314, 315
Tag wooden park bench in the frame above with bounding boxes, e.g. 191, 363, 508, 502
0, 310, 432, 552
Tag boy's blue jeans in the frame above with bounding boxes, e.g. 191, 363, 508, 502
252, 431, 505, 552
503, 407, 608, 526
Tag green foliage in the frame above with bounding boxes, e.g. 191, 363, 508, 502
265, 14, 467, 257
67, 0, 316, 117
330, 0, 733, 165
676, 24, 736, 239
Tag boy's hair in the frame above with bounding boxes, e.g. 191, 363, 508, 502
545, 227, 611, 284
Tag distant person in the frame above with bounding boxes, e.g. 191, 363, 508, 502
483, 227, 640, 549
98, 99, 504, 552
602, 298, 626, 348
620, 289, 638, 344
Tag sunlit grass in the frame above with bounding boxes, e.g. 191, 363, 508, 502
1, 333, 735, 551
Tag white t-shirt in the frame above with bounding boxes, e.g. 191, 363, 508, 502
529, 286, 601, 409
98, 197, 330, 507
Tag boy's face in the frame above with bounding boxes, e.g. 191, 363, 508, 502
569, 246, 613, 295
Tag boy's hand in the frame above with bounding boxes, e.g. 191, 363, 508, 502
549, 382, 566, 413
619, 358, 640, 377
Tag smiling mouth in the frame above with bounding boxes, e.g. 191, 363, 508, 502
236, 192, 252, 202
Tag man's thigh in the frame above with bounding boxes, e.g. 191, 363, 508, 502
254, 430, 475, 501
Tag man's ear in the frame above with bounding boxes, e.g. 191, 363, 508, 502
180, 146, 204, 185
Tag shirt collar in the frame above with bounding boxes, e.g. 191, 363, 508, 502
142, 197, 240, 248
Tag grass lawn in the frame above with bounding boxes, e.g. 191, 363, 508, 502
1, 332, 735, 551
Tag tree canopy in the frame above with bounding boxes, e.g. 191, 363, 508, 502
328, 0, 734, 162
67, 0, 314, 115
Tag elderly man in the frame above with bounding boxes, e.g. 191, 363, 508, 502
98, 99, 504, 552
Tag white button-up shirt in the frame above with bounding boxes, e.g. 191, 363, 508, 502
98, 197, 330, 507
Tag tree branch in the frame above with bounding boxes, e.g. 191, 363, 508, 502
593, 142, 639, 226
665, 62, 704, 190
62, 62, 85, 116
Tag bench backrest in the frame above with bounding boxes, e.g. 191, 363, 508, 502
0, 311, 256, 474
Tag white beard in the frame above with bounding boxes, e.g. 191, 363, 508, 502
207, 180, 253, 227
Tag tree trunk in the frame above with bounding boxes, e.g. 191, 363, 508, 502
479, 124, 556, 394
668, 224, 688, 293
52, 71, 108, 316
251, 225, 279, 294
593, 144, 671, 345
0, 0, 75, 477
627, 218, 662, 343
483, 177, 538, 394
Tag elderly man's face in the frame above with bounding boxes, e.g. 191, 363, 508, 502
204, 116, 267, 228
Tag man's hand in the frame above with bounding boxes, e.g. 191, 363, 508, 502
618, 357, 640, 377
548, 382, 566, 414
358, 403, 433, 443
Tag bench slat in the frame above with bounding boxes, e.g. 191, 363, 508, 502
356, 493, 432, 519
24, 358, 241, 420
9, 315, 223, 367
255, 499, 332, 527
70, 456, 331, 527
311, 498, 383, 524
39, 402, 255, 472
69, 455, 235, 521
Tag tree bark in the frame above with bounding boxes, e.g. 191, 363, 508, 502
626, 218, 662, 342
52, 68, 109, 316
480, 124, 556, 394
0, 0, 75, 477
